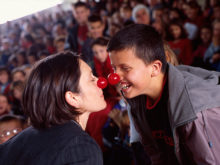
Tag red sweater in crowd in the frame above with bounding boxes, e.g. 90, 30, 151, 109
168, 39, 193, 65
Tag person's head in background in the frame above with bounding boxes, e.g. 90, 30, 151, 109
72, 2, 90, 26
20, 65, 32, 80
0, 115, 26, 144
91, 37, 109, 63
212, 19, 220, 44
11, 68, 26, 83
185, 1, 201, 21
54, 36, 65, 53
11, 81, 25, 102
15, 50, 27, 67
213, 4, 220, 20
26, 50, 38, 66
38, 50, 50, 60
107, 24, 167, 99
52, 23, 67, 38
120, 5, 132, 22
0, 67, 10, 85
169, 8, 185, 21
1, 38, 10, 51
0, 94, 11, 116
132, 4, 150, 25
163, 42, 179, 66
22, 51, 106, 130
199, 25, 212, 45
152, 6, 163, 22
166, 19, 188, 41
87, 15, 105, 39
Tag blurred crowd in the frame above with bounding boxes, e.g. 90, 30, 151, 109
0, 0, 220, 164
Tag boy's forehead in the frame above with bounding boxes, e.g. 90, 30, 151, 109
109, 48, 139, 64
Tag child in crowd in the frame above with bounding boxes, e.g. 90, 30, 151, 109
0, 67, 11, 95
192, 25, 212, 67
15, 50, 27, 67
0, 94, 11, 116
81, 14, 106, 72
0, 114, 26, 144
166, 19, 193, 65
86, 37, 118, 151
107, 24, 220, 165
11, 68, 26, 83
204, 19, 220, 71
10, 81, 25, 116
54, 36, 65, 53
37, 50, 50, 60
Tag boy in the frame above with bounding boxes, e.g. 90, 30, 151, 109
81, 14, 106, 73
66, 1, 90, 53
0, 94, 11, 116
107, 24, 220, 164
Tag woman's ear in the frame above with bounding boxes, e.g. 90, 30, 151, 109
65, 91, 81, 108
151, 60, 162, 77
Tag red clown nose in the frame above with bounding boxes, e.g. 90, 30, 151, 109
108, 73, 120, 85
97, 77, 108, 89
97, 73, 120, 89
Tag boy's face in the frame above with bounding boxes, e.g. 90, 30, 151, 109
0, 96, 10, 116
109, 49, 154, 98
92, 45, 108, 63
88, 21, 104, 39
73, 6, 90, 25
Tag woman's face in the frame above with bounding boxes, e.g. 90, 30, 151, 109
77, 60, 106, 112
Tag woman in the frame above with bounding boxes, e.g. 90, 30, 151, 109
0, 51, 106, 165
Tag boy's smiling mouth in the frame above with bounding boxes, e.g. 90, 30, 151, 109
120, 82, 131, 92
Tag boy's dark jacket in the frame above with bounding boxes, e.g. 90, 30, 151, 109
128, 64, 220, 165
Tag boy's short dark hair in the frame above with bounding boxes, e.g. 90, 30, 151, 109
107, 24, 167, 73
88, 14, 103, 23
73, 1, 89, 9
91, 37, 109, 48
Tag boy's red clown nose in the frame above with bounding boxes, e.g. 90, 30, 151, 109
107, 73, 120, 85
97, 73, 120, 89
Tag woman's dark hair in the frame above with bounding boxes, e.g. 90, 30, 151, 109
22, 51, 81, 129
107, 24, 167, 73
91, 37, 109, 48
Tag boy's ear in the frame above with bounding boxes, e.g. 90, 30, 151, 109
151, 60, 162, 77
65, 91, 81, 108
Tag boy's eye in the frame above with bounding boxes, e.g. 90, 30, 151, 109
122, 67, 130, 72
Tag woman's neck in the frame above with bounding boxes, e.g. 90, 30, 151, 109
77, 112, 90, 130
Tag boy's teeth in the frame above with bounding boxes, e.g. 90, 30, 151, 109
122, 84, 129, 89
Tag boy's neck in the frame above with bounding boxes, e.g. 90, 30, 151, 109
147, 72, 166, 104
